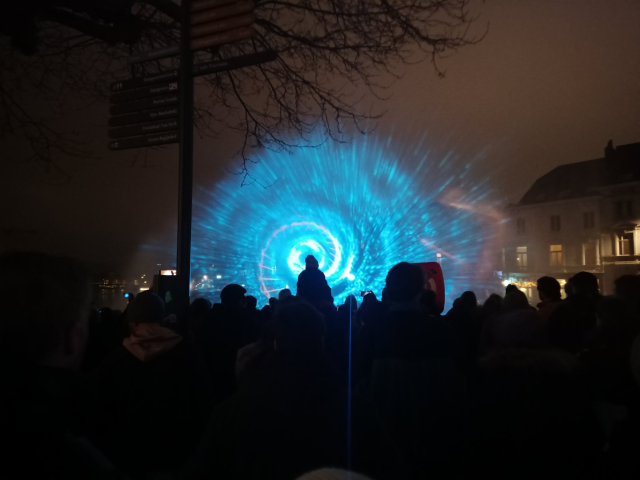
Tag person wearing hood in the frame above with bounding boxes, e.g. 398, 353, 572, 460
297, 255, 334, 311
358, 262, 459, 478
90, 292, 213, 475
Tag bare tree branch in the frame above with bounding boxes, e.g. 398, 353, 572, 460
0, 0, 484, 182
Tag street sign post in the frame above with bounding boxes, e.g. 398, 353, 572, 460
107, 0, 278, 314
108, 131, 179, 151
108, 106, 179, 127
110, 81, 179, 104
107, 84, 180, 148
191, 26, 253, 51
193, 50, 277, 77
128, 44, 180, 64
191, 12, 254, 38
190, 0, 255, 51
176, 0, 195, 316
111, 70, 179, 92
108, 118, 179, 139
191, 0, 246, 13
109, 93, 179, 116
191, 0, 254, 25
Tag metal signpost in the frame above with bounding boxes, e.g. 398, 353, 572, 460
107, 0, 276, 312
176, 0, 194, 311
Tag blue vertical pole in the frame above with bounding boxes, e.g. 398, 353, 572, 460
347, 295, 353, 471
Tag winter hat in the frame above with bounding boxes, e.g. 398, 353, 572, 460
128, 291, 164, 324
220, 284, 247, 305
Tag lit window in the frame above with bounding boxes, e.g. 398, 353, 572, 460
550, 244, 563, 266
618, 234, 633, 256
516, 246, 528, 268
550, 215, 561, 232
583, 211, 595, 229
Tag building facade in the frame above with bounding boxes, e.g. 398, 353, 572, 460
502, 141, 640, 301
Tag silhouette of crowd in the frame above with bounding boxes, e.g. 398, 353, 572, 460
1, 251, 640, 480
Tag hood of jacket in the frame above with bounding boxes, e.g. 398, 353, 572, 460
123, 323, 182, 362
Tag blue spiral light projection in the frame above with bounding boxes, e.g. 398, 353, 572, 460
191, 136, 502, 309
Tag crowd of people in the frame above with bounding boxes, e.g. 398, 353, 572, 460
1, 251, 640, 480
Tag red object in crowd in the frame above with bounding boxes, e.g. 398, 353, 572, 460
414, 262, 445, 314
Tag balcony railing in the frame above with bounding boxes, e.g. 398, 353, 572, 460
602, 255, 640, 263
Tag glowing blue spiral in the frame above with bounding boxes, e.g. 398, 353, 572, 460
191, 135, 502, 309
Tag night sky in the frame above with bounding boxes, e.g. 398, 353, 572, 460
2, 0, 639, 278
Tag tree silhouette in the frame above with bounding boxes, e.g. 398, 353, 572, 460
0, 0, 482, 182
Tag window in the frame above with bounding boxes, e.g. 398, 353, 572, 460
615, 200, 634, 219
550, 244, 563, 266
618, 234, 633, 256
583, 242, 597, 265
550, 215, 561, 232
516, 218, 526, 235
516, 246, 528, 268
583, 211, 595, 229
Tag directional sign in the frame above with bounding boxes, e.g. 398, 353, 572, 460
191, 12, 254, 38
193, 50, 277, 77
108, 132, 179, 151
109, 94, 179, 116
191, 0, 254, 25
191, 25, 253, 51
108, 105, 179, 128
111, 70, 179, 93
108, 118, 179, 139
128, 44, 180, 64
110, 82, 178, 104
192, 0, 240, 12
125, 0, 256, 64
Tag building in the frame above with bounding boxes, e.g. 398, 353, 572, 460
502, 140, 640, 301
91, 273, 151, 309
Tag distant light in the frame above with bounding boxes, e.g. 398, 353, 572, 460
241, 284, 245, 287
285, 284, 289, 288
346, 273, 355, 281
144, 281, 147, 284
203, 275, 208, 280
139, 287, 149, 292
437, 253, 442, 258
502, 280, 510, 286
520, 288, 527, 293
157, 264, 161, 266
216, 275, 222, 279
